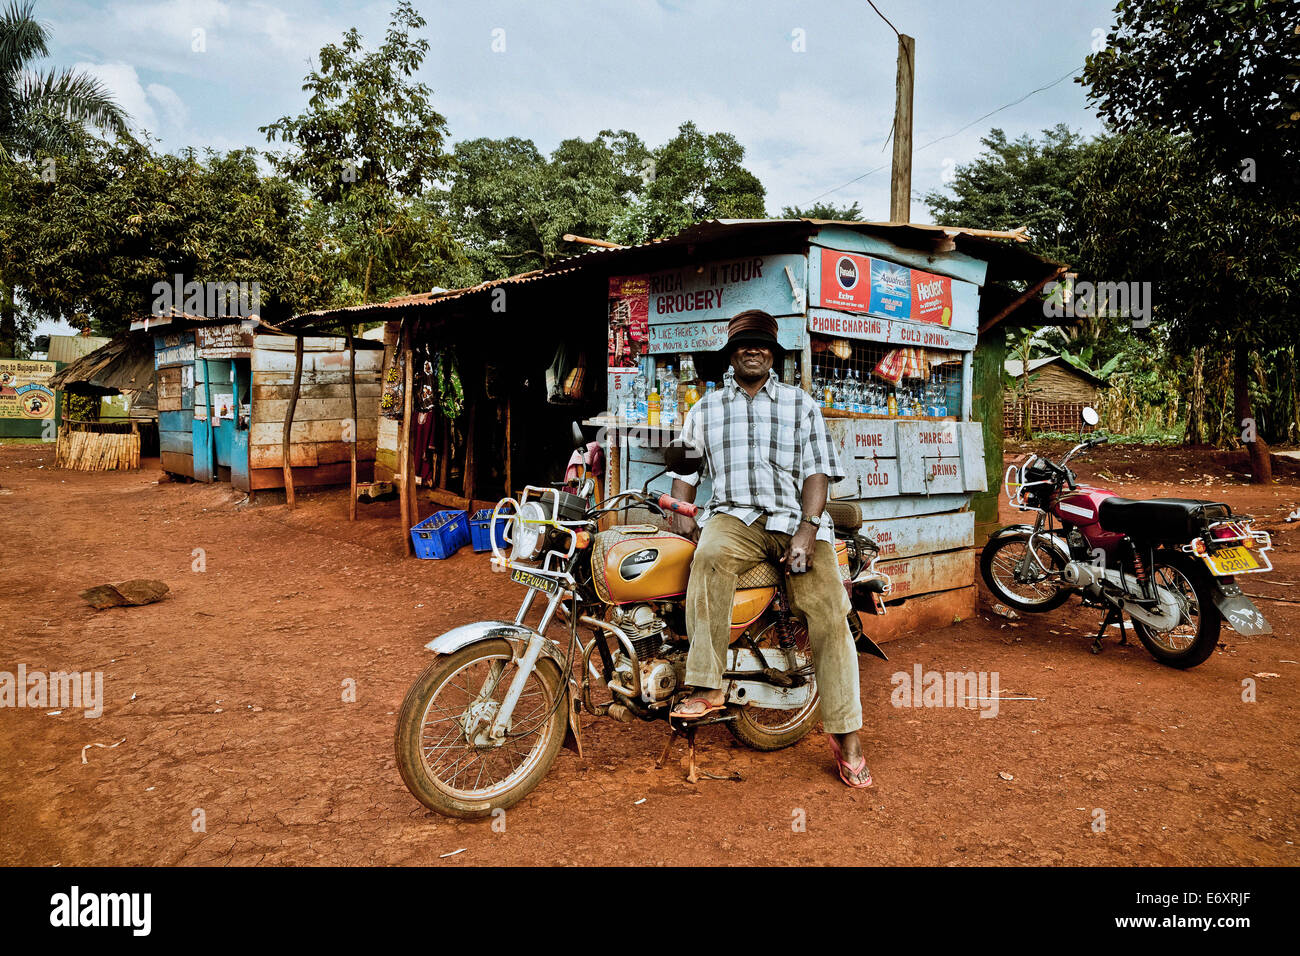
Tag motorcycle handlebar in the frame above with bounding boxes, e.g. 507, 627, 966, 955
657, 493, 698, 517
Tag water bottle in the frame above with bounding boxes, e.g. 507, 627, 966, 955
813, 366, 825, 406
633, 373, 648, 422
848, 370, 862, 414
832, 369, 845, 410
660, 365, 678, 428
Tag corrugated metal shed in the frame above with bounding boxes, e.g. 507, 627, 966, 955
47, 334, 111, 364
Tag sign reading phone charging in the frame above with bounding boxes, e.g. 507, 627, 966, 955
817, 248, 953, 327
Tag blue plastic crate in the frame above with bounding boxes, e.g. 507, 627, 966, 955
469, 507, 513, 553
410, 510, 470, 559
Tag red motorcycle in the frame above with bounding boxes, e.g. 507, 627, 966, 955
980, 412, 1273, 667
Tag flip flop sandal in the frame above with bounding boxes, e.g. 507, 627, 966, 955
670, 696, 727, 721
828, 735, 874, 789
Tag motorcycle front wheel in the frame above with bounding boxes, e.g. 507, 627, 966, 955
726, 618, 821, 751
395, 638, 569, 819
980, 533, 1071, 612
1131, 552, 1221, 669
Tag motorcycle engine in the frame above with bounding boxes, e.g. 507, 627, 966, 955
610, 604, 680, 704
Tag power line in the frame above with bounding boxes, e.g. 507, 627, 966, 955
805, 63, 1085, 205
865, 0, 900, 37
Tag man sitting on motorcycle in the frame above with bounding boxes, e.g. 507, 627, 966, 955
665, 309, 872, 789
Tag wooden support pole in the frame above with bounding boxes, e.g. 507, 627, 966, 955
504, 396, 512, 499
282, 335, 303, 509
346, 321, 358, 521
889, 34, 915, 224
463, 398, 477, 508
977, 266, 1066, 334
397, 323, 415, 555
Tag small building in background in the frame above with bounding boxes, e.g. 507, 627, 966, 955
1003, 355, 1107, 434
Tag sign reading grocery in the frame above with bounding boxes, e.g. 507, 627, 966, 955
817, 248, 953, 326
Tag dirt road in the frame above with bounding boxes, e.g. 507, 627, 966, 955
2, 441, 1297, 865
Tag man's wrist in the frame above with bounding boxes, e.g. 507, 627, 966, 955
801, 513, 822, 529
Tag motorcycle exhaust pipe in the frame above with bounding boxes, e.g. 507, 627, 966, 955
1061, 561, 1182, 630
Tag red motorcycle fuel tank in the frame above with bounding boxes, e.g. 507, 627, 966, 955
1050, 485, 1126, 554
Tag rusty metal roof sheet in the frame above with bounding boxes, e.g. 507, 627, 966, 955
283, 218, 1064, 331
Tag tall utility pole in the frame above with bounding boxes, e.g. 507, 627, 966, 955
889, 33, 915, 223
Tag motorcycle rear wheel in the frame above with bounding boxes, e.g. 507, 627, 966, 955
727, 619, 821, 751
1131, 552, 1221, 669
395, 638, 568, 819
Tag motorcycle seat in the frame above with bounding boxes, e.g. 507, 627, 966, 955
1097, 496, 1230, 541
826, 501, 862, 532
736, 562, 783, 589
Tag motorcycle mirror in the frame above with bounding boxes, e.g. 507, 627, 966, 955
571, 421, 585, 451
1081, 406, 1100, 426
663, 439, 703, 477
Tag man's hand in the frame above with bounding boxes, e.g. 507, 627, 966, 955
672, 512, 699, 540
783, 524, 818, 572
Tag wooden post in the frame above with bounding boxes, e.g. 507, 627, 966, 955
282, 336, 303, 509
346, 322, 358, 521
463, 398, 477, 511
889, 34, 915, 224
397, 323, 415, 554
504, 396, 513, 499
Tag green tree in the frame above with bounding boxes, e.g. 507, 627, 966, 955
261, 0, 461, 303
1076, 127, 1300, 478
781, 201, 864, 221
1, 136, 328, 339
924, 125, 1097, 266
0, 0, 128, 161
1080, 0, 1300, 481
614, 121, 766, 243
0, 0, 130, 356
441, 130, 649, 278
1081, 0, 1296, 197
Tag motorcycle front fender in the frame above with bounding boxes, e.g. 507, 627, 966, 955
424, 621, 583, 756
986, 524, 1072, 565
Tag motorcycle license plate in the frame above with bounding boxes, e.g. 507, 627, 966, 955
510, 567, 559, 594
1203, 546, 1260, 576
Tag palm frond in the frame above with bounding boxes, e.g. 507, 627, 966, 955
16, 66, 130, 135
0, 1, 48, 76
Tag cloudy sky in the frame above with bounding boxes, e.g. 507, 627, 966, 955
41, 0, 1121, 219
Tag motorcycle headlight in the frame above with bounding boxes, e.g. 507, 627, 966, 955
510, 501, 548, 561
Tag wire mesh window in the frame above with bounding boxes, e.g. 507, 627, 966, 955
807, 334, 962, 419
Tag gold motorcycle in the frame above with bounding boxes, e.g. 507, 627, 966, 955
395, 426, 891, 819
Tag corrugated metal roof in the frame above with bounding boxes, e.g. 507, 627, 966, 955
283, 218, 1065, 331
48, 333, 158, 411
46, 334, 110, 364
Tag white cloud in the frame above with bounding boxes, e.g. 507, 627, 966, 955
73, 61, 189, 141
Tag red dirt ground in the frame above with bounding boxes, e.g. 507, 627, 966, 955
1, 439, 1298, 866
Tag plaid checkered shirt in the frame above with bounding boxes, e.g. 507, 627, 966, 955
671, 368, 844, 543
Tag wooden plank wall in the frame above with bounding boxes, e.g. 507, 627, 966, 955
248, 335, 384, 482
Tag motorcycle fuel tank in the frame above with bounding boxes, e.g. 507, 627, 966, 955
592, 528, 777, 628
1050, 485, 1125, 552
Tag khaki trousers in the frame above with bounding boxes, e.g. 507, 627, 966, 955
684, 513, 863, 734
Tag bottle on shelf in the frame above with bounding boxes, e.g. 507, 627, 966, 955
660, 365, 678, 428
813, 366, 825, 407
832, 369, 845, 411
822, 368, 835, 409
647, 379, 661, 426
705, 381, 716, 397
848, 370, 862, 414
887, 387, 898, 416
684, 378, 700, 412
